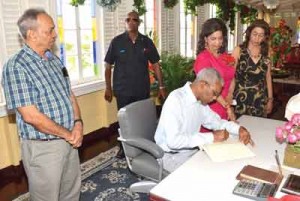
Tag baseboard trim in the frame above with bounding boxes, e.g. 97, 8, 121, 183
0, 122, 119, 191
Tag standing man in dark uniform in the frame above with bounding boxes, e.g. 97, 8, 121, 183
104, 10, 166, 157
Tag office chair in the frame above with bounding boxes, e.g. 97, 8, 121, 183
117, 98, 169, 194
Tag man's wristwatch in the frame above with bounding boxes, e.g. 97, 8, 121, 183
74, 118, 83, 126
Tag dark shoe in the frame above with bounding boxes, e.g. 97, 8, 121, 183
116, 148, 125, 159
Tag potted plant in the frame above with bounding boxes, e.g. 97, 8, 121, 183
159, 53, 195, 95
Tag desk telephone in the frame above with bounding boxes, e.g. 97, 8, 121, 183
233, 179, 277, 201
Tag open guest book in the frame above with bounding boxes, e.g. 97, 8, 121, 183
201, 140, 255, 162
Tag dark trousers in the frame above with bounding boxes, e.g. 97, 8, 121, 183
115, 94, 149, 110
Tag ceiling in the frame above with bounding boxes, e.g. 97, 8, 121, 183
237, 0, 300, 13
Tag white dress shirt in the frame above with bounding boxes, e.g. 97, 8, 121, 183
155, 82, 240, 153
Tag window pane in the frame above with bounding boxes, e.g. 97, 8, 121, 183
64, 30, 78, 55
66, 55, 79, 81
79, 2, 92, 29
80, 30, 94, 78
61, 2, 76, 29
82, 53, 94, 78
57, 0, 100, 85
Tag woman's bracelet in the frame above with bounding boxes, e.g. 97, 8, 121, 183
159, 86, 165, 89
223, 102, 230, 108
267, 97, 274, 101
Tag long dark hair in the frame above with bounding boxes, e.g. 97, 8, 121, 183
196, 18, 228, 55
241, 19, 270, 57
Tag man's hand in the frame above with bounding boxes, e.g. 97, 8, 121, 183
104, 88, 113, 102
159, 87, 167, 100
239, 126, 254, 146
70, 122, 83, 148
213, 129, 229, 142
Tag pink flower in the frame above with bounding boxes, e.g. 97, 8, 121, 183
275, 113, 300, 145
294, 130, 300, 140
287, 134, 298, 143
276, 126, 285, 139
284, 121, 294, 131
291, 114, 300, 125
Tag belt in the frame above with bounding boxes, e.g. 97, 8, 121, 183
27, 138, 62, 141
167, 147, 200, 154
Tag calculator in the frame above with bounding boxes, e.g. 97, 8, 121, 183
233, 179, 277, 201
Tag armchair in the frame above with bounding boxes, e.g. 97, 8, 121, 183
117, 98, 169, 194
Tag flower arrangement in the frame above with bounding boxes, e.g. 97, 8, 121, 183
220, 53, 235, 66
270, 19, 293, 68
276, 113, 300, 152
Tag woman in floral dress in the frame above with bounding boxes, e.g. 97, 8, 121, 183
232, 19, 273, 118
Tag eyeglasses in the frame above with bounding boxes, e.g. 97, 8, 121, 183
204, 81, 221, 98
125, 18, 139, 23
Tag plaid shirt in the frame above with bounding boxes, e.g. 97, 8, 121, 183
2, 45, 73, 140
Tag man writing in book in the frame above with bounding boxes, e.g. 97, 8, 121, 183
154, 68, 252, 172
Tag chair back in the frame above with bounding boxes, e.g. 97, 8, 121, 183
118, 98, 157, 158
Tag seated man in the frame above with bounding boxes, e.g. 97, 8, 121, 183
154, 68, 252, 172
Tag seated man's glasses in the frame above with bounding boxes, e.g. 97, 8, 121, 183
125, 18, 139, 23
203, 81, 221, 98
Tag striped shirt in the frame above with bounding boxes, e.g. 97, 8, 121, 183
2, 45, 73, 140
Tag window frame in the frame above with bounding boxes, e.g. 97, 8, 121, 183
0, 0, 106, 117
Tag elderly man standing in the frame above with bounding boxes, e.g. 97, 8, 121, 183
2, 8, 83, 201
155, 68, 253, 172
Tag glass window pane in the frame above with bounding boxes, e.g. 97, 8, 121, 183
79, 1, 92, 29
64, 30, 78, 55
82, 53, 94, 78
80, 30, 92, 54
66, 55, 79, 81
61, 2, 76, 29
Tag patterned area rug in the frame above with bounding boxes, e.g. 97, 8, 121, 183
13, 146, 149, 201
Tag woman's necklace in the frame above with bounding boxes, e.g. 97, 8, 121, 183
206, 47, 219, 57
247, 48, 261, 59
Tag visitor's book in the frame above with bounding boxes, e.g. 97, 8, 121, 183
236, 165, 283, 185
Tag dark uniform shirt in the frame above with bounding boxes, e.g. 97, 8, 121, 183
104, 31, 160, 97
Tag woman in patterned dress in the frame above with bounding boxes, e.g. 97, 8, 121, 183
232, 19, 273, 118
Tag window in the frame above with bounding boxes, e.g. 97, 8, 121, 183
139, 0, 155, 35
56, 0, 101, 85
180, 0, 195, 57
139, 0, 160, 49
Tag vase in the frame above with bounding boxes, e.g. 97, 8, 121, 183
283, 144, 300, 169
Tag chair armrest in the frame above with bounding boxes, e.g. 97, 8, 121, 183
119, 137, 164, 159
